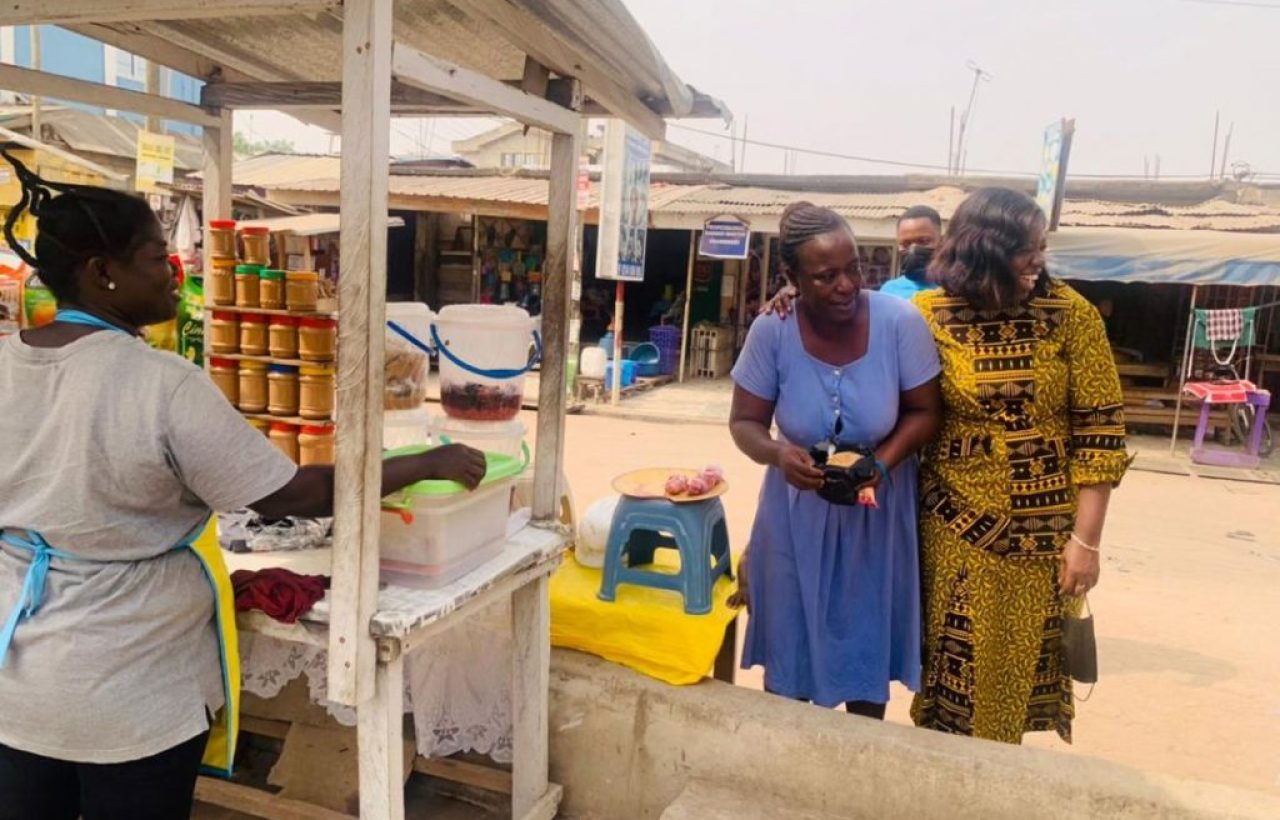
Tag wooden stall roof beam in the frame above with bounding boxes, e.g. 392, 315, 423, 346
391, 44, 579, 137
444, 0, 667, 140
0, 63, 221, 127
328, 0, 391, 715
0, 0, 339, 24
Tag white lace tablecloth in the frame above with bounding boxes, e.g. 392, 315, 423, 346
230, 521, 568, 764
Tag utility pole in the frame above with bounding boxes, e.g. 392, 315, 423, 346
28, 26, 41, 140
1219, 122, 1233, 181
739, 114, 749, 173
947, 106, 955, 175
1209, 110, 1220, 181
951, 60, 992, 177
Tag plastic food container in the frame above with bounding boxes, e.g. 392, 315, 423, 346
286, 271, 320, 312
207, 257, 237, 306
234, 265, 261, 308
207, 220, 237, 259
299, 424, 335, 466
269, 422, 299, 463
268, 316, 299, 360
433, 305, 537, 422
209, 358, 239, 405
209, 311, 239, 355
379, 446, 526, 589
268, 364, 300, 417
385, 302, 433, 410
240, 226, 271, 266
384, 407, 432, 450
298, 317, 337, 362
238, 361, 269, 413
259, 269, 286, 310
604, 360, 637, 390
299, 364, 335, 420
429, 415, 527, 462
239, 312, 269, 356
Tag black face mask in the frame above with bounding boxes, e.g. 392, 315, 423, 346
900, 244, 934, 276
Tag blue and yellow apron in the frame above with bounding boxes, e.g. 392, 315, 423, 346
0, 309, 240, 776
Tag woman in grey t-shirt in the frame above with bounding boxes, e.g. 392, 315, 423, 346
0, 153, 485, 820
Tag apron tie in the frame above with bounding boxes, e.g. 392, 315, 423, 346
0, 531, 78, 668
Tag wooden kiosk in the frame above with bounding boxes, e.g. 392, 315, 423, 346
0, 2, 727, 817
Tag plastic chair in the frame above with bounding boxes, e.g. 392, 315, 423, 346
598, 496, 732, 615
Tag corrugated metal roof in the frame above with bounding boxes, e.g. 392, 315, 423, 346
192, 154, 344, 188
0, 108, 202, 170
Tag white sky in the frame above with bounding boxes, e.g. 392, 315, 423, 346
243, 0, 1280, 180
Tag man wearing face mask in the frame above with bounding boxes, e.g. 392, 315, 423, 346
879, 205, 943, 300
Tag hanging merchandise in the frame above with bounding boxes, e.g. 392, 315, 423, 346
0, 253, 26, 337
177, 274, 205, 366
476, 217, 546, 306
23, 270, 56, 329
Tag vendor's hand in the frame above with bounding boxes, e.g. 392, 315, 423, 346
422, 444, 487, 490
761, 285, 798, 320
727, 549, 750, 612
775, 445, 824, 491
1058, 540, 1100, 597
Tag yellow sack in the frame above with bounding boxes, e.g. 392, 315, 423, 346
550, 550, 739, 685
186, 518, 241, 777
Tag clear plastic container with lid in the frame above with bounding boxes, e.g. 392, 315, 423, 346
239, 312, 269, 356
259, 269, 286, 310
240, 226, 271, 266
207, 256, 237, 306
234, 265, 261, 308
433, 305, 536, 422
268, 315, 298, 359
207, 219, 237, 259
286, 271, 320, 312
209, 311, 239, 355
299, 424, 336, 466
269, 422, 300, 463
209, 358, 239, 405
298, 317, 337, 362
268, 364, 301, 417
238, 361, 269, 413
299, 365, 336, 420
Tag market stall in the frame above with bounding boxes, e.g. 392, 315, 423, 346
0, 2, 727, 818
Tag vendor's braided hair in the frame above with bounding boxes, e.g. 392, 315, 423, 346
2, 149, 157, 302
778, 201, 856, 283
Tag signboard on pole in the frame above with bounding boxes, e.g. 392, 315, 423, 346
698, 215, 751, 259
1034, 118, 1075, 231
595, 120, 651, 282
135, 131, 175, 193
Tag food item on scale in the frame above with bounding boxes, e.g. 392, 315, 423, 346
441, 383, 523, 421
827, 451, 858, 468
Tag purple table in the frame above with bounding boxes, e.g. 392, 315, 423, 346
1185, 381, 1272, 468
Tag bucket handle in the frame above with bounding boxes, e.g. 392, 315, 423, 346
430, 324, 541, 380
387, 320, 434, 355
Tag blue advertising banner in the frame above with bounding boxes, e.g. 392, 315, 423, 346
698, 215, 751, 259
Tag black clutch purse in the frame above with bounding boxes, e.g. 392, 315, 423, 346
809, 444, 880, 506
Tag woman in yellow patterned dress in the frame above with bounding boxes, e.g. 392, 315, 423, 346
910, 188, 1130, 744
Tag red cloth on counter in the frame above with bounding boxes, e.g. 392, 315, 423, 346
231, 568, 329, 624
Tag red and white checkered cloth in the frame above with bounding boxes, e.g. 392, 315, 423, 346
1204, 309, 1245, 343
1183, 380, 1257, 404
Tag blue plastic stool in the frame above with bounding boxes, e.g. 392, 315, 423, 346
598, 496, 732, 615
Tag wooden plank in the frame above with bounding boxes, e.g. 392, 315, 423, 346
414, 757, 513, 795
358, 652, 405, 820
510, 575, 552, 818
678, 231, 697, 382
392, 44, 579, 137
533, 126, 579, 521
202, 109, 233, 237
194, 777, 355, 820
0, 63, 220, 127
240, 714, 292, 741
202, 80, 490, 115
445, 0, 666, 139
0, 0, 336, 24
327, 0, 391, 709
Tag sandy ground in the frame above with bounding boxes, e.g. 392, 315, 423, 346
531, 410, 1280, 798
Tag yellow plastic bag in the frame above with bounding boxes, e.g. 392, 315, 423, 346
187, 519, 241, 777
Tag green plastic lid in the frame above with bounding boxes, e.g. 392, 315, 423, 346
381, 444, 526, 505
234, 265, 262, 275
260, 268, 285, 280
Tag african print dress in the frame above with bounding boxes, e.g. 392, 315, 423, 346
910, 280, 1130, 744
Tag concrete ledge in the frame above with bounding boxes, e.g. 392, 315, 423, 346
548, 649, 1280, 820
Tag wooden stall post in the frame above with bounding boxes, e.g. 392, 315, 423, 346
201, 109, 233, 233
329, 7, 392, 817
678, 230, 697, 382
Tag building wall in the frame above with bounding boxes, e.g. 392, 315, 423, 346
1, 25, 202, 137
460, 130, 555, 170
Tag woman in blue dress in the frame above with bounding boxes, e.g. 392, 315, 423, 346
729, 202, 942, 717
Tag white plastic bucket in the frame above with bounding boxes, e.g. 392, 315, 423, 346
432, 305, 538, 422
385, 302, 435, 410
429, 414, 527, 462
580, 346, 607, 380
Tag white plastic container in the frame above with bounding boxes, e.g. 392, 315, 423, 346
385, 302, 435, 411
379, 479, 514, 589
580, 346, 607, 380
432, 304, 536, 422
383, 407, 432, 450
429, 415, 527, 461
